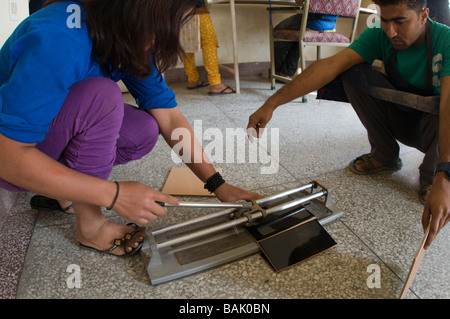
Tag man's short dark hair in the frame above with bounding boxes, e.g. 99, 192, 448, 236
373, 0, 428, 14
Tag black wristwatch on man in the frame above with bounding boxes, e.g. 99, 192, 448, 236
435, 162, 450, 179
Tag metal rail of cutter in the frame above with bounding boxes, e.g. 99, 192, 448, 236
142, 181, 342, 285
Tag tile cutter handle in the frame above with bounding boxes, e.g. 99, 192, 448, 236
156, 201, 251, 209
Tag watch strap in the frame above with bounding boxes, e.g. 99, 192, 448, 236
435, 162, 450, 178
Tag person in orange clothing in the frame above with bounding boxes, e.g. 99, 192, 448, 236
181, 5, 235, 95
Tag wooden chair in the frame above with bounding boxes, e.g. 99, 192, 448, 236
269, 0, 362, 102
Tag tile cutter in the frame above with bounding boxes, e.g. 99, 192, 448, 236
141, 181, 343, 285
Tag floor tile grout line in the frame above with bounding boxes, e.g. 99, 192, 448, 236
338, 218, 418, 297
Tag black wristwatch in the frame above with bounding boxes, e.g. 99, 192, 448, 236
435, 162, 450, 179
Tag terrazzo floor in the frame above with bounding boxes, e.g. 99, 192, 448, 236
2, 76, 449, 301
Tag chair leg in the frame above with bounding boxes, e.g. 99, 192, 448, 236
269, 56, 276, 90
269, 39, 276, 90
270, 74, 276, 90
300, 42, 307, 102
269, 17, 276, 90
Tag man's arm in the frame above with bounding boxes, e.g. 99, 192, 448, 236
247, 48, 365, 137
423, 75, 450, 249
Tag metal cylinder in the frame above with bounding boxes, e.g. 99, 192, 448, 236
157, 214, 260, 250
152, 207, 237, 236
156, 189, 327, 249
163, 201, 248, 209
152, 202, 251, 236
255, 182, 316, 205
265, 190, 326, 215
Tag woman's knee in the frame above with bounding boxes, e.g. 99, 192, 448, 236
139, 113, 160, 152
68, 77, 124, 122
115, 106, 160, 165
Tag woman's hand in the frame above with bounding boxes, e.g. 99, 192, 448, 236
111, 181, 180, 224
213, 182, 262, 203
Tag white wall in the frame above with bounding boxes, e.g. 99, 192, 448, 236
0, 0, 29, 47
187, 0, 374, 67
0, 0, 374, 68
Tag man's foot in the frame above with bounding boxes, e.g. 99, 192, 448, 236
77, 219, 145, 257
349, 154, 402, 175
278, 72, 293, 79
352, 154, 384, 173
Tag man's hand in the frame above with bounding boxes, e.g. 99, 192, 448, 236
423, 76, 450, 249
247, 103, 276, 141
246, 49, 364, 141
422, 173, 450, 249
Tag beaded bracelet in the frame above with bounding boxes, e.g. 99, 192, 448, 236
106, 181, 119, 210
204, 172, 225, 193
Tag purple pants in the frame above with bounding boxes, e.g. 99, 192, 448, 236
0, 77, 160, 192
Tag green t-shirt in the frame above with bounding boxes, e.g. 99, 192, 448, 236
348, 18, 450, 95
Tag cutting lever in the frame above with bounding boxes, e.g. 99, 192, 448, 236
155, 201, 252, 209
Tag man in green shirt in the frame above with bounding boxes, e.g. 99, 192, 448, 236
247, 0, 449, 249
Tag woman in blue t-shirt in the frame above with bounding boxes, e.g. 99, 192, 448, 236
0, 0, 260, 257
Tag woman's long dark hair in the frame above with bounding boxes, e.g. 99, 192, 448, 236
44, 0, 204, 77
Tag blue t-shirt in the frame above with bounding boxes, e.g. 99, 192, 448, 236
0, 1, 177, 144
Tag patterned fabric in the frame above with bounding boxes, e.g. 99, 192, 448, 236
273, 0, 360, 43
180, 15, 201, 53
274, 29, 350, 43
182, 13, 221, 86
309, 0, 360, 17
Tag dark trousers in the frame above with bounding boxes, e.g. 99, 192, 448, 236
273, 14, 302, 77
274, 42, 300, 77
343, 81, 439, 185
